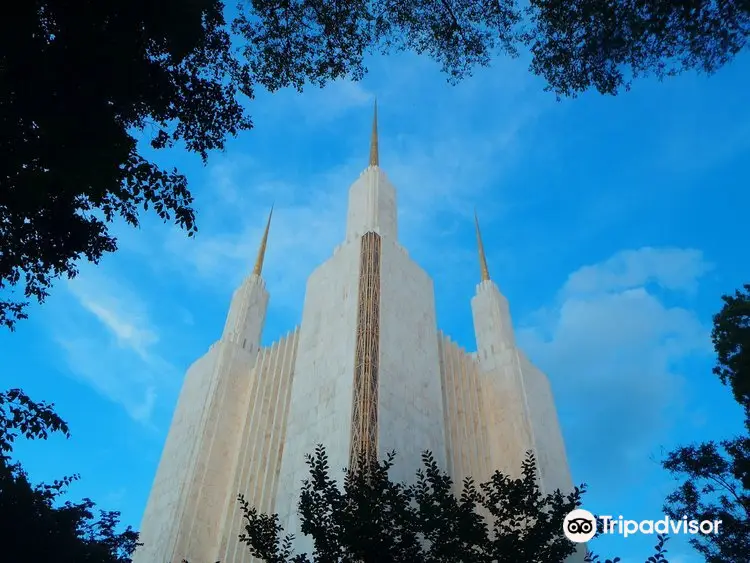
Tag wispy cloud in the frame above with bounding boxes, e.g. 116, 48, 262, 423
52, 269, 175, 423
563, 247, 713, 296
253, 78, 374, 126
67, 277, 159, 362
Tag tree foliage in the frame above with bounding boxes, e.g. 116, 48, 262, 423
235, 0, 750, 96
1, 0, 252, 329
711, 284, 750, 424
0, 388, 139, 562
662, 285, 750, 563
233, 445, 664, 563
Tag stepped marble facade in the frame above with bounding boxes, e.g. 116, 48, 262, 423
133, 104, 583, 563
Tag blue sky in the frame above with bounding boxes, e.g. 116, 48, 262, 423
2, 45, 749, 563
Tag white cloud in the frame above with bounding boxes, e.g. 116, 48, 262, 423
54, 334, 159, 424
255, 78, 374, 125
67, 276, 159, 362
518, 247, 712, 480
563, 247, 712, 296
301, 80, 373, 122
52, 269, 174, 423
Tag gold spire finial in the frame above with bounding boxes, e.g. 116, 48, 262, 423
474, 209, 490, 282
369, 99, 379, 167
252, 205, 273, 276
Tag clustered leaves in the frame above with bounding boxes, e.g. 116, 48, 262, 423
0, 387, 70, 458
661, 285, 750, 563
239, 445, 580, 562
584, 533, 669, 563
236, 0, 750, 94
663, 439, 750, 563
0, 389, 139, 562
236, 445, 668, 563
1, 0, 253, 329
524, 0, 750, 97
711, 284, 750, 424
234, 0, 521, 89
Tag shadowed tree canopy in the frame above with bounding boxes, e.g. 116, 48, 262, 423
0, 0, 252, 329
222, 445, 667, 563
234, 0, 750, 95
711, 284, 750, 423
3, 0, 748, 329
662, 284, 750, 563
0, 388, 139, 562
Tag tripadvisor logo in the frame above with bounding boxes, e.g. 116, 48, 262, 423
563, 509, 723, 542
563, 509, 597, 542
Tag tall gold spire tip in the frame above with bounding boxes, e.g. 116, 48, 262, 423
252, 204, 273, 276
369, 99, 379, 167
474, 209, 491, 282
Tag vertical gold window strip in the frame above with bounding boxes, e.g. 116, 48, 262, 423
437, 335, 454, 480
349, 232, 381, 471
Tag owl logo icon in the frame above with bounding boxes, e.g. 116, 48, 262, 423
563, 509, 597, 542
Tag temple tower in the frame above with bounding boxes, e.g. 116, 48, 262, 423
133, 209, 273, 563
470, 212, 573, 495
274, 101, 447, 551
133, 103, 583, 562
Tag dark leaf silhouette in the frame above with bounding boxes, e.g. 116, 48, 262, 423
229, 446, 664, 563
0, 388, 139, 562
661, 284, 750, 563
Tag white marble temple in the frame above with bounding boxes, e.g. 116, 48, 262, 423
133, 107, 583, 563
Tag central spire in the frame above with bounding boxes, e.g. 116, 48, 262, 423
252, 205, 274, 276
369, 100, 379, 167
474, 210, 491, 282
346, 103, 397, 242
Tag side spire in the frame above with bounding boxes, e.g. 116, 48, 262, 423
474, 210, 491, 282
252, 205, 274, 276
369, 99, 379, 167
